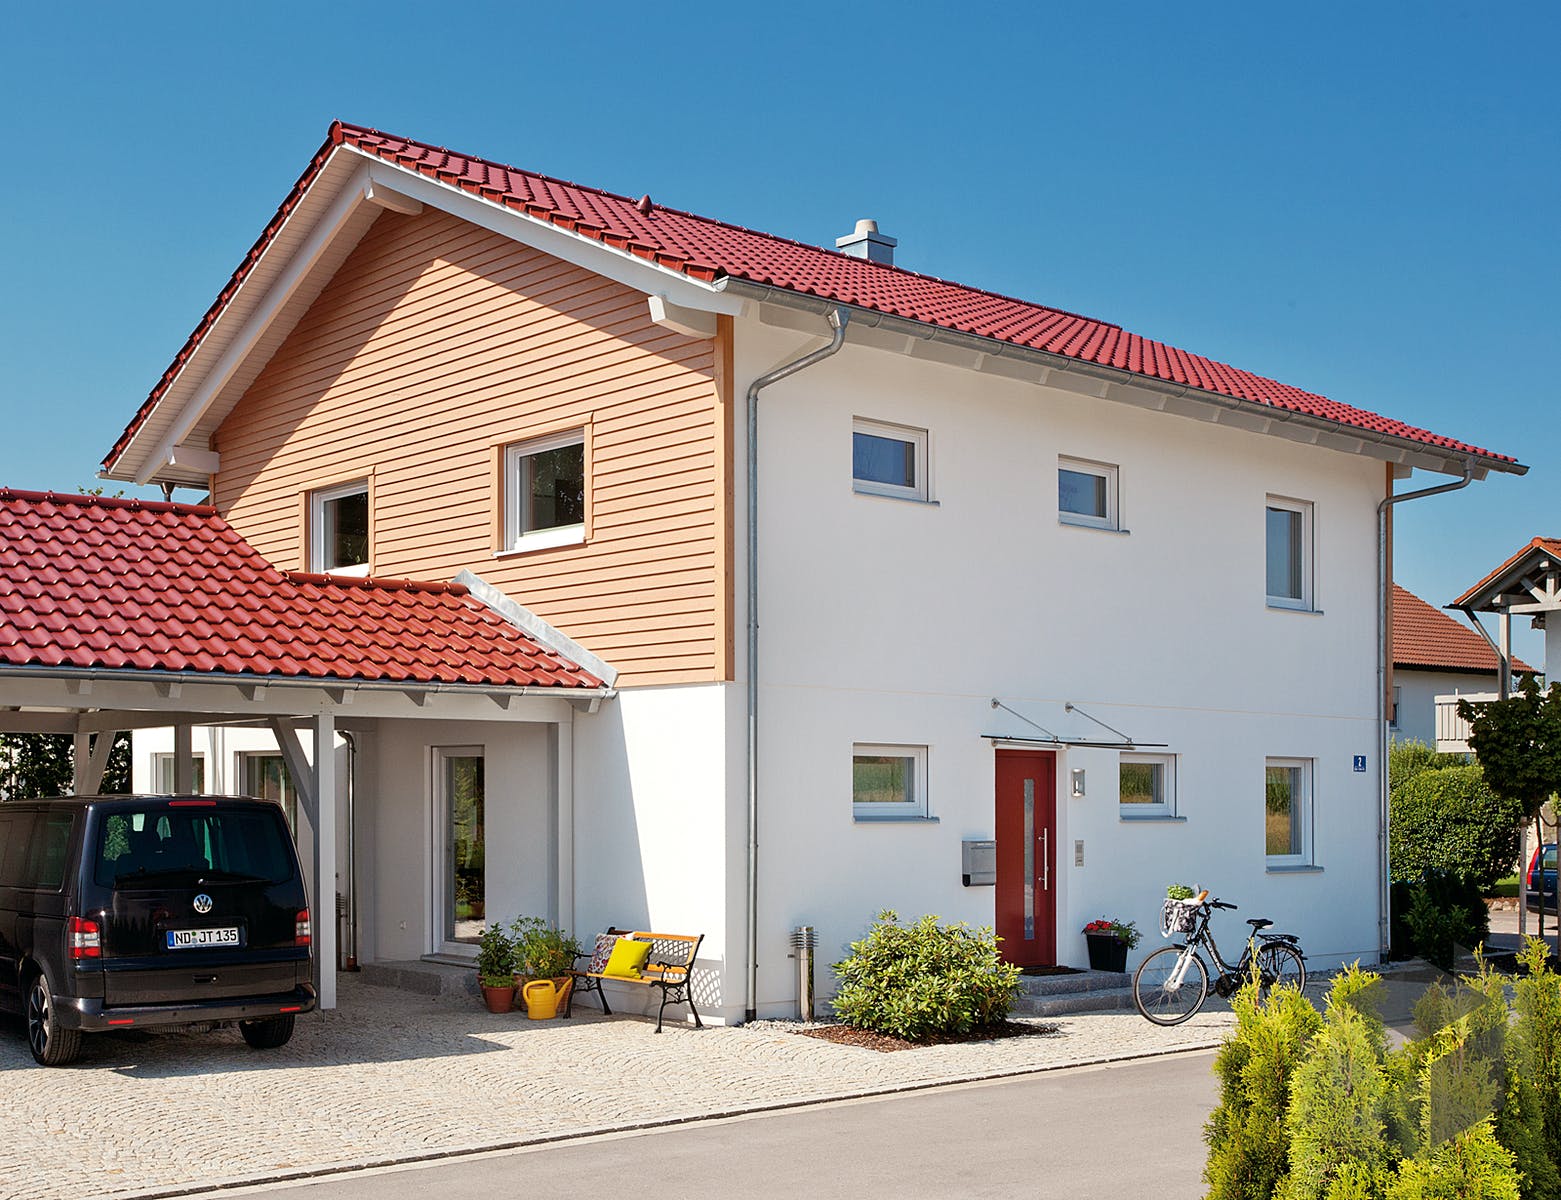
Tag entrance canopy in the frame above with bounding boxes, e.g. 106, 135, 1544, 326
0, 490, 615, 1005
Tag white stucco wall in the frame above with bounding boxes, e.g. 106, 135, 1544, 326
1392, 668, 1498, 747
736, 317, 1388, 1014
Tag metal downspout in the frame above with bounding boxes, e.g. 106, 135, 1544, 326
339, 730, 359, 971
1377, 466, 1473, 957
746, 307, 850, 1022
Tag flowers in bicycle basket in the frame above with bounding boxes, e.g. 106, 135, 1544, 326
1081, 918, 1142, 949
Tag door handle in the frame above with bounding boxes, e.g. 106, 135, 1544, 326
1041, 830, 1049, 891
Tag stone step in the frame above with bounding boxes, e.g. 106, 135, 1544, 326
359, 958, 479, 999
1015, 969, 1133, 997
1014, 986, 1138, 1017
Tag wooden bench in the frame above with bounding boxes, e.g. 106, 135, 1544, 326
567, 930, 704, 1033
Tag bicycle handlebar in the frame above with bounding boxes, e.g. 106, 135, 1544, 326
1210, 900, 1237, 910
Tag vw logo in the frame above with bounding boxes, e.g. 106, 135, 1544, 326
193, 894, 214, 915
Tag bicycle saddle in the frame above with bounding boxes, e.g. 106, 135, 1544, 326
1246, 918, 1273, 930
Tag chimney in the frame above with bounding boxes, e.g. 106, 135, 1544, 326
835, 218, 897, 265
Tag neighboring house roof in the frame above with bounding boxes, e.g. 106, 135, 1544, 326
1453, 537, 1561, 612
0, 491, 603, 689
103, 121, 1521, 481
1392, 583, 1533, 674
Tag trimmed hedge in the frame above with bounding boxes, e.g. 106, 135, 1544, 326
1390, 764, 1523, 893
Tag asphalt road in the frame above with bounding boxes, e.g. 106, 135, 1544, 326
203, 1048, 1220, 1200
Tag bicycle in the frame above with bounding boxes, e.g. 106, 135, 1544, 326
1132, 891, 1307, 1025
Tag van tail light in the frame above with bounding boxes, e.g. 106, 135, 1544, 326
69, 917, 102, 959
295, 909, 312, 947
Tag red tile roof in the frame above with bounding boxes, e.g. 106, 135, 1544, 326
1392, 583, 1533, 674
103, 121, 1518, 475
0, 491, 603, 689
1453, 537, 1561, 609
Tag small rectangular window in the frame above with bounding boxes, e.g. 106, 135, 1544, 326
23, 812, 74, 890
1120, 753, 1176, 817
1058, 457, 1119, 530
1266, 497, 1313, 609
1265, 758, 1312, 863
310, 481, 370, 576
852, 744, 928, 819
240, 753, 298, 832
504, 430, 586, 552
151, 753, 206, 794
853, 419, 928, 501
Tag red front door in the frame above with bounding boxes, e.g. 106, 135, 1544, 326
994, 750, 1057, 967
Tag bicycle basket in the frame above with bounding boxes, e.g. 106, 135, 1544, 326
1161, 899, 1199, 938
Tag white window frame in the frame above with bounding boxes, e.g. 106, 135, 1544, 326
503, 429, 586, 553
852, 418, 929, 502
430, 745, 486, 957
1119, 752, 1176, 818
310, 480, 370, 577
852, 743, 929, 820
237, 751, 299, 832
1264, 757, 1313, 866
1058, 456, 1119, 531
1265, 496, 1314, 611
151, 752, 207, 794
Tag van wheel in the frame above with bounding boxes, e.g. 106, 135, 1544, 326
239, 1015, 295, 1050
25, 972, 82, 1067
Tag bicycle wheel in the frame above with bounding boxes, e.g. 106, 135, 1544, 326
1133, 945, 1210, 1026
1256, 942, 1306, 995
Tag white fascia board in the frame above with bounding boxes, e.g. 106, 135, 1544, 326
129, 159, 375, 485
453, 569, 619, 688
355, 154, 744, 318
648, 294, 718, 339
168, 443, 221, 475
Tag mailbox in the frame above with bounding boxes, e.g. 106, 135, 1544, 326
961, 839, 997, 887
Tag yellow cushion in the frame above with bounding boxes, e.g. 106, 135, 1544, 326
602, 937, 651, 978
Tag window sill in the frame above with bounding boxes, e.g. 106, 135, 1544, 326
1119, 813, 1186, 823
495, 526, 586, 557
1058, 519, 1128, 535
315, 563, 371, 578
852, 486, 939, 506
1265, 864, 1324, 875
853, 814, 940, 824
1266, 601, 1324, 615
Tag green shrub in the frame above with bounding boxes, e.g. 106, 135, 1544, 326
1205, 981, 1324, 1198
1395, 871, 1490, 971
1389, 739, 1467, 791
830, 910, 1019, 1040
1513, 938, 1561, 1174
1384, 1122, 1520, 1200
475, 920, 516, 987
510, 916, 583, 978
1390, 765, 1523, 892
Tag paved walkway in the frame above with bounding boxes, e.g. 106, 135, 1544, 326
0, 975, 1237, 1200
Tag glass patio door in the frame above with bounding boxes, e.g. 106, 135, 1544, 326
435, 749, 485, 953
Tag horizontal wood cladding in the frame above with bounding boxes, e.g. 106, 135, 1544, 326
214, 207, 726, 685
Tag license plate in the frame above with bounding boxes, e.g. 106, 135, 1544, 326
166, 927, 241, 950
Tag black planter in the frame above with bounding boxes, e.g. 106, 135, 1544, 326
1086, 933, 1129, 973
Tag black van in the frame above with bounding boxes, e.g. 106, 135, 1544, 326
0, 795, 316, 1065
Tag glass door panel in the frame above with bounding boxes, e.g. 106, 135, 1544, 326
442, 752, 485, 947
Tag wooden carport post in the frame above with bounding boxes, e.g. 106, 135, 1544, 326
268, 713, 338, 1010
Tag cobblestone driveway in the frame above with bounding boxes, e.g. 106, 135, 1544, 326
0, 976, 1234, 1200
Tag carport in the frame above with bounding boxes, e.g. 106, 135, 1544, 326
0, 490, 615, 1007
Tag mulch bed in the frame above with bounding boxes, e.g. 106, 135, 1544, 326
798, 1019, 1060, 1053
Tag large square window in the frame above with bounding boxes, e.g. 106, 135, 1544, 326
853, 419, 928, 501
310, 482, 370, 576
504, 430, 586, 551
1266, 497, 1313, 609
1059, 457, 1119, 530
1120, 753, 1175, 817
1265, 758, 1312, 863
852, 744, 928, 819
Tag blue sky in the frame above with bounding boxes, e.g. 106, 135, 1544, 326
3, 2, 1555, 659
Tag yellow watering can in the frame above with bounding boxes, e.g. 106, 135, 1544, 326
522, 978, 568, 1019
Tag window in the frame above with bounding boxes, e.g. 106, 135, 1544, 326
436, 748, 486, 949
1120, 753, 1176, 817
1058, 457, 1119, 530
853, 418, 928, 501
23, 812, 74, 890
1265, 758, 1312, 863
1266, 497, 1313, 609
311, 481, 370, 576
151, 753, 206, 794
240, 753, 298, 831
504, 430, 586, 551
1390, 686, 1402, 730
852, 744, 928, 819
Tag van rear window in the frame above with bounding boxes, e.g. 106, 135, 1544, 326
96, 808, 294, 887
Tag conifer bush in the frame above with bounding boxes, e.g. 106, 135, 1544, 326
830, 910, 1020, 1040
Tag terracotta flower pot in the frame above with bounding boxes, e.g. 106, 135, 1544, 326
481, 982, 517, 1014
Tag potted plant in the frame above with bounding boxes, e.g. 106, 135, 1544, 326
476, 921, 518, 1013
1081, 917, 1141, 972
511, 917, 584, 1017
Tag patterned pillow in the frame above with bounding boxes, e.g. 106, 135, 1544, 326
588, 933, 622, 974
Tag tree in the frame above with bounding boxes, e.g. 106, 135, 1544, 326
1458, 681, 1561, 950
0, 733, 131, 800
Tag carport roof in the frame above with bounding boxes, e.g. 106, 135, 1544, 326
0, 490, 603, 689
